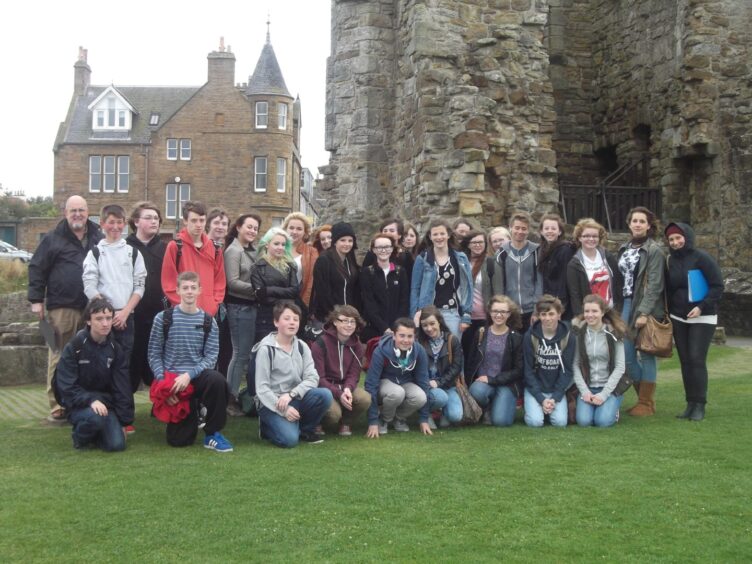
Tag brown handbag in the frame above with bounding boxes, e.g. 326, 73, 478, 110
635, 255, 673, 358
455, 374, 483, 425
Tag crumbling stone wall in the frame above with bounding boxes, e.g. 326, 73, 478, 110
321, 0, 560, 235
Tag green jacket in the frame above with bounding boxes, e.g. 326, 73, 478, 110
618, 238, 666, 330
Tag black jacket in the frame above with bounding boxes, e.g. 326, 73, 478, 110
55, 328, 134, 425
465, 327, 524, 396
362, 249, 414, 284
418, 331, 463, 390
28, 219, 102, 310
664, 222, 724, 318
359, 262, 409, 340
126, 233, 167, 319
250, 259, 299, 305
566, 247, 623, 317
311, 249, 360, 321
539, 241, 576, 318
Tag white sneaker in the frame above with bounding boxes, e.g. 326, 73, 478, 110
427, 417, 437, 430
393, 418, 410, 432
378, 417, 389, 435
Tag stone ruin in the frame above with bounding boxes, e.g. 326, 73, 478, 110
319, 0, 752, 273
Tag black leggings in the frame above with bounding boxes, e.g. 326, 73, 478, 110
672, 320, 715, 404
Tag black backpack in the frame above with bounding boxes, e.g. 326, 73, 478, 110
241, 340, 306, 415
161, 307, 213, 355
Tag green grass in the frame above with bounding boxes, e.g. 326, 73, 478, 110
1, 346, 751, 562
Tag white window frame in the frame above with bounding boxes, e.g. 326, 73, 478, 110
167, 139, 178, 160
165, 183, 191, 219
180, 139, 191, 161
276, 158, 287, 193
255, 101, 268, 129
89, 155, 129, 193
254, 157, 268, 192
149, 113, 160, 125
278, 103, 288, 129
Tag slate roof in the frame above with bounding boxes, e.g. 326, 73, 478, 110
245, 41, 291, 97
62, 85, 200, 145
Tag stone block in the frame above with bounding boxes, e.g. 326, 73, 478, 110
465, 149, 489, 162
459, 195, 485, 216
425, 133, 450, 151
454, 132, 490, 150
0, 346, 47, 386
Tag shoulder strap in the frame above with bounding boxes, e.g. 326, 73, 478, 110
447, 334, 453, 365
92, 246, 100, 261
162, 307, 174, 350
486, 257, 494, 281
531, 334, 539, 368
297, 341, 305, 356
126, 243, 138, 267
174, 238, 183, 271
202, 313, 213, 354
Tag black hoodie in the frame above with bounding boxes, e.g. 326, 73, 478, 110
523, 320, 575, 403
664, 222, 724, 318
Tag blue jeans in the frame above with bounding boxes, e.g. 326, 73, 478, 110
226, 303, 257, 396
622, 298, 657, 383
69, 407, 126, 452
576, 387, 623, 427
524, 389, 568, 427
258, 388, 333, 448
470, 381, 517, 427
427, 387, 463, 424
441, 308, 462, 339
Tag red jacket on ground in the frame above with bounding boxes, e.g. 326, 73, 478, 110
161, 229, 226, 316
150, 372, 194, 423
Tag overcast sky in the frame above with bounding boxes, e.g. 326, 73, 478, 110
0, 0, 331, 198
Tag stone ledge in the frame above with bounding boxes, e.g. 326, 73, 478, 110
0, 346, 47, 386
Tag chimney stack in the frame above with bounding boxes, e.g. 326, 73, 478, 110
207, 37, 236, 86
74, 46, 91, 96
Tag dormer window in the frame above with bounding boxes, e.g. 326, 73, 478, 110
88, 86, 134, 131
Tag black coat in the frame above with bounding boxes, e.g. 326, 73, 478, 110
566, 248, 623, 317
664, 222, 724, 318
539, 241, 576, 318
55, 328, 134, 425
28, 219, 102, 310
250, 259, 299, 305
465, 327, 524, 397
359, 263, 409, 341
126, 233, 167, 320
311, 249, 360, 321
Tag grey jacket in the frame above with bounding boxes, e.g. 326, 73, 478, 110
224, 238, 257, 302
495, 241, 542, 314
618, 238, 666, 329
572, 319, 625, 401
253, 333, 319, 416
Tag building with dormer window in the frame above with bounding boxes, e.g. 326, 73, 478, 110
47, 34, 302, 239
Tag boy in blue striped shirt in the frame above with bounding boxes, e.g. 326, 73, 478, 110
148, 271, 233, 452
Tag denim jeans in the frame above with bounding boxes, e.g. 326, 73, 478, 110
427, 387, 463, 424
523, 389, 568, 427
441, 308, 462, 339
575, 387, 623, 427
259, 388, 333, 448
226, 303, 257, 397
69, 407, 126, 452
622, 298, 657, 383
469, 381, 517, 427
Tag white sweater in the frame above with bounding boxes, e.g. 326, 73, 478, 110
83, 238, 146, 309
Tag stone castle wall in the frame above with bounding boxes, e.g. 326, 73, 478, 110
321, 0, 561, 236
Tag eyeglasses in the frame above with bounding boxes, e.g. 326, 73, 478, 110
373, 246, 393, 252
580, 235, 599, 239
490, 310, 511, 316
336, 318, 356, 325
469, 240, 485, 246
68, 208, 87, 214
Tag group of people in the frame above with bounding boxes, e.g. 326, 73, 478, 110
29, 195, 724, 453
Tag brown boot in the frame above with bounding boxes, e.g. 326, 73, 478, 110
626, 381, 641, 414
629, 381, 656, 417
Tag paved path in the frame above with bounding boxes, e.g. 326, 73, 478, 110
0, 389, 150, 422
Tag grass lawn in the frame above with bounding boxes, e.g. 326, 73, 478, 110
1, 346, 751, 562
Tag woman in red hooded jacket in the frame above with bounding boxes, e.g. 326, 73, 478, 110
310, 304, 371, 436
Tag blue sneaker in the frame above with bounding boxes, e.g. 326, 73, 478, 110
203, 432, 233, 453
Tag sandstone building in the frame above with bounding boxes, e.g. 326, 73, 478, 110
320, 0, 752, 271
49, 34, 302, 240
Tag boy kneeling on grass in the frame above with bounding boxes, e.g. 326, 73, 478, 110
55, 297, 133, 452
365, 318, 433, 438
148, 271, 234, 453
523, 295, 575, 427
254, 301, 333, 447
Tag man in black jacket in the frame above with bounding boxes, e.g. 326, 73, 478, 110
55, 298, 133, 451
126, 202, 167, 392
28, 195, 102, 424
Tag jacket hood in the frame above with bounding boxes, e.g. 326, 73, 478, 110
252, 332, 283, 353
665, 222, 695, 257
179, 229, 216, 259
530, 319, 569, 343
376, 333, 414, 362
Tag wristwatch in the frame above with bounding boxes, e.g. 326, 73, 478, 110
289, 390, 298, 400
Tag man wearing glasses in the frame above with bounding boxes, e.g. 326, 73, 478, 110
28, 195, 103, 424
126, 202, 167, 392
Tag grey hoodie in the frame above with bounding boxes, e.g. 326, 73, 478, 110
572, 319, 625, 402
495, 240, 542, 314
253, 332, 320, 416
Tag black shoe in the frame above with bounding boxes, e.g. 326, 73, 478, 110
300, 432, 324, 444
688, 403, 705, 421
676, 402, 694, 419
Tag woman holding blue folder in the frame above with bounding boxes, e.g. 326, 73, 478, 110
664, 222, 724, 421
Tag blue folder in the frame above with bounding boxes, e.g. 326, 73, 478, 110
688, 269, 708, 303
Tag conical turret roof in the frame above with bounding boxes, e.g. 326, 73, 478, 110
246, 35, 291, 97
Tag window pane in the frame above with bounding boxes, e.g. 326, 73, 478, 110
89, 156, 101, 192
278, 103, 287, 129
118, 156, 129, 192
96, 111, 104, 128
108, 109, 116, 127
255, 157, 267, 191
166, 184, 177, 218
276, 158, 286, 192
180, 139, 191, 160
103, 156, 116, 192
180, 184, 191, 201
118, 110, 126, 127
256, 102, 268, 128
167, 139, 177, 160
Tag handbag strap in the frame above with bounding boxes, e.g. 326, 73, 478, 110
640, 250, 670, 317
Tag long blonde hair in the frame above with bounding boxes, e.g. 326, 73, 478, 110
256, 227, 295, 274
